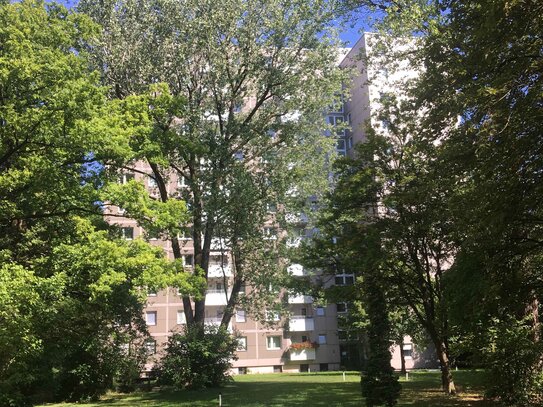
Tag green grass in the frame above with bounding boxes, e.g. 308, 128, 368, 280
39, 370, 501, 407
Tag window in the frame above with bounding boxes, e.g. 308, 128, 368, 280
273, 365, 283, 373
238, 367, 247, 375
233, 102, 242, 113
267, 336, 281, 350
121, 227, 134, 240
338, 330, 347, 340
179, 227, 193, 240
210, 255, 228, 267
300, 364, 309, 372
146, 311, 157, 326
347, 136, 353, 150
177, 310, 186, 325
381, 118, 391, 130
266, 202, 277, 213
120, 173, 135, 184
144, 339, 156, 355
147, 229, 159, 240
336, 139, 346, 150
318, 335, 327, 345
266, 310, 280, 322
234, 150, 244, 160
402, 343, 413, 358
316, 306, 325, 316
329, 116, 345, 136
237, 337, 247, 351
148, 176, 157, 188
335, 274, 355, 286
183, 254, 194, 267
263, 227, 277, 239
177, 176, 187, 188
301, 335, 308, 342
301, 308, 307, 316
320, 363, 329, 372
336, 303, 348, 313
235, 309, 246, 323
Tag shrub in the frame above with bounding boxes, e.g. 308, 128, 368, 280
484, 318, 543, 406
155, 324, 238, 389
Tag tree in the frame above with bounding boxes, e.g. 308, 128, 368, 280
342, 0, 543, 401
78, 0, 347, 326
311, 114, 458, 394
414, 1, 543, 403
0, 2, 199, 404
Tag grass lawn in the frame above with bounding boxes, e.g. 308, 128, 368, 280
39, 370, 501, 407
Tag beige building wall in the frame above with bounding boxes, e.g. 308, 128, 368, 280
106, 33, 429, 374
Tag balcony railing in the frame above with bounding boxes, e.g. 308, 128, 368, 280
289, 348, 316, 361
205, 289, 231, 306
287, 264, 306, 276
288, 316, 314, 332
208, 264, 232, 278
288, 294, 314, 304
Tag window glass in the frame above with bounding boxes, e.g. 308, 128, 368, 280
267, 336, 281, 349
144, 339, 156, 355
177, 310, 186, 325
121, 227, 134, 240
146, 311, 157, 326
237, 337, 247, 351
236, 309, 246, 323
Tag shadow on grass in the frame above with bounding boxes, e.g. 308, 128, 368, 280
40, 370, 501, 407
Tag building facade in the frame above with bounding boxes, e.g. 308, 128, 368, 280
106, 33, 429, 375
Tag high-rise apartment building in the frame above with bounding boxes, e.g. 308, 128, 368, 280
106, 33, 430, 375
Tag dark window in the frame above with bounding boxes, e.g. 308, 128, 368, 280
273, 365, 283, 373
144, 339, 156, 355
300, 364, 309, 373
320, 363, 329, 372
121, 227, 134, 240
238, 367, 247, 375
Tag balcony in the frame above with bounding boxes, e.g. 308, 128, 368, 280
210, 238, 229, 251
205, 289, 230, 306
288, 294, 313, 304
204, 317, 222, 327
208, 264, 232, 278
289, 348, 316, 361
289, 316, 314, 332
204, 317, 233, 332
287, 264, 306, 276
285, 212, 309, 224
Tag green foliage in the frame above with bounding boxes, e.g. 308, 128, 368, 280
0, 2, 200, 405
361, 274, 401, 407
78, 0, 348, 326
483, 318, 543, 405
155, 325, 239, 389
352, 0, 543, 402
